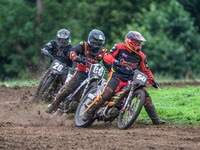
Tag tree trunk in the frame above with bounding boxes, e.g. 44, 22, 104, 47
36, 0, 44, 24
32, 0, 47, 79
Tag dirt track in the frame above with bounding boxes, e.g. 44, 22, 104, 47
0, 84, 200, 150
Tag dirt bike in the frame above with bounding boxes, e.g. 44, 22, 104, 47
30, 57, 75, 103
49, 58, 106, 118
75, 64, 160, 130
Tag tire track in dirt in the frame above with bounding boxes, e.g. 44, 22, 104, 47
0, 83, 200, 150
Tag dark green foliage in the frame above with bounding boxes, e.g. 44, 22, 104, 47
178, 0, 200, 33
125, 1, 200, 78
0, 0, 199, 80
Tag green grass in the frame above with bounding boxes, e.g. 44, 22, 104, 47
138, 86, 200, 125
0, 80, 39, 87
154, 74, 200, 82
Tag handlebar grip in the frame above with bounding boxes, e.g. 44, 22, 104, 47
81, 57, 92, 65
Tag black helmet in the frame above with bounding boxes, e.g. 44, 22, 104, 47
88, 29, 105, 56
57, 29, 71, 47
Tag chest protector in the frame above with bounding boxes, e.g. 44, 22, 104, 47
113, 44, 141, 75
78, 42, 106, 73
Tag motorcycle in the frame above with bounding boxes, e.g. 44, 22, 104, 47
75, 64, 160, 130
31, 57, 75, 103
49, 58, 106, 118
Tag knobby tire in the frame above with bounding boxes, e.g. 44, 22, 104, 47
117, 89, 145, 130
74, 84, 98, 127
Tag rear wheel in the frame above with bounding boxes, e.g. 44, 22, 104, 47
117, 89, 145, 130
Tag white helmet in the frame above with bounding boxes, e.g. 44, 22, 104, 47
57, 29, 71, 47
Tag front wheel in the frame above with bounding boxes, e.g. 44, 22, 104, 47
30, 69, 51, 102
37, 75, 54, 102
74, 88, 99, 127
117, 89, 145, 130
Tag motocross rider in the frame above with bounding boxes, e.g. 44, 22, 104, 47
45, 29, 107, 114
81, 31, 165, 125
41, 29, 74, 83
30, 29, 74, 102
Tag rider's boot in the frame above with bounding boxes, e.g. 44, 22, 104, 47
45, 102, 58, 114
81, 98, 102, 121
144, 97, 165, 125
30, 94, 36, 102
45, 89, 69, 114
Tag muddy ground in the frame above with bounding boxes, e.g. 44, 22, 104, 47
0, 82, 200, 150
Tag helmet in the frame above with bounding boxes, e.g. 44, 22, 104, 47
57, 29, 71, 47
88, 29, 105, 56
125, 31, 146, 53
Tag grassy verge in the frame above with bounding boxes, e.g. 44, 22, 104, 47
138, 86, 200, 125
0, 80, 39, 87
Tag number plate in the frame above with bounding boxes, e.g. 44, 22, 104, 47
133, 70, 147, 85
136, 74, 147, 83
88, 64, 105, 80
50, 59, 67, 74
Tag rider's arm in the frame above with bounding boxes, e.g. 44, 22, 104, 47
41, 40, 55, 56
70, 42, 85, 61
138, 52, 155, 85
103, 44, 120, 64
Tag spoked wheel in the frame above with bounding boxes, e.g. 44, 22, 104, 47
37, 75, 54, 102
41, 79, 60, 103
81, 81, 98, 98
117, 89, 145, 130
30, 69, 51, 102
74, 87, 99, 127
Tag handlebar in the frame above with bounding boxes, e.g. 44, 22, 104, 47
81, 57, 92, 66
50, 55, 63, 63
120, 62, 161, 90
49, 55, 55, 61
148, 79, 161, 90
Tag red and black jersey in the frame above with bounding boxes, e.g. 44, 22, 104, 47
103, 43, 155, 84
70, 41, 107, 73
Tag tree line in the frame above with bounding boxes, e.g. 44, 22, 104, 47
0, 0, 200, 80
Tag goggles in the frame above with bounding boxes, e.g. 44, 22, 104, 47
132, 40, 144, 46
90, 38, 104, 46
57, 38, 69, 42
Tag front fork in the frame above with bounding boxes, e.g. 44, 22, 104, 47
80, 78, 99, 101
121, 87, 134, 113
79, 79, 91, 101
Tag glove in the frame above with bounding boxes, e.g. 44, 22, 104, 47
113, 60, 122, 67
152, 81, 159, 88
41, 48, 49, 56
73, 56, 82, 63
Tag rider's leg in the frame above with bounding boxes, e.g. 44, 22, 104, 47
143, 90, 165, 125
60, 74, 68, 85
81, 76, 128, 121
45, 70, 87, 114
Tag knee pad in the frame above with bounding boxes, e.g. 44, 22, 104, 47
144, 96, 152, 106
101, 89, 113, 102
143, 89, 150, 98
